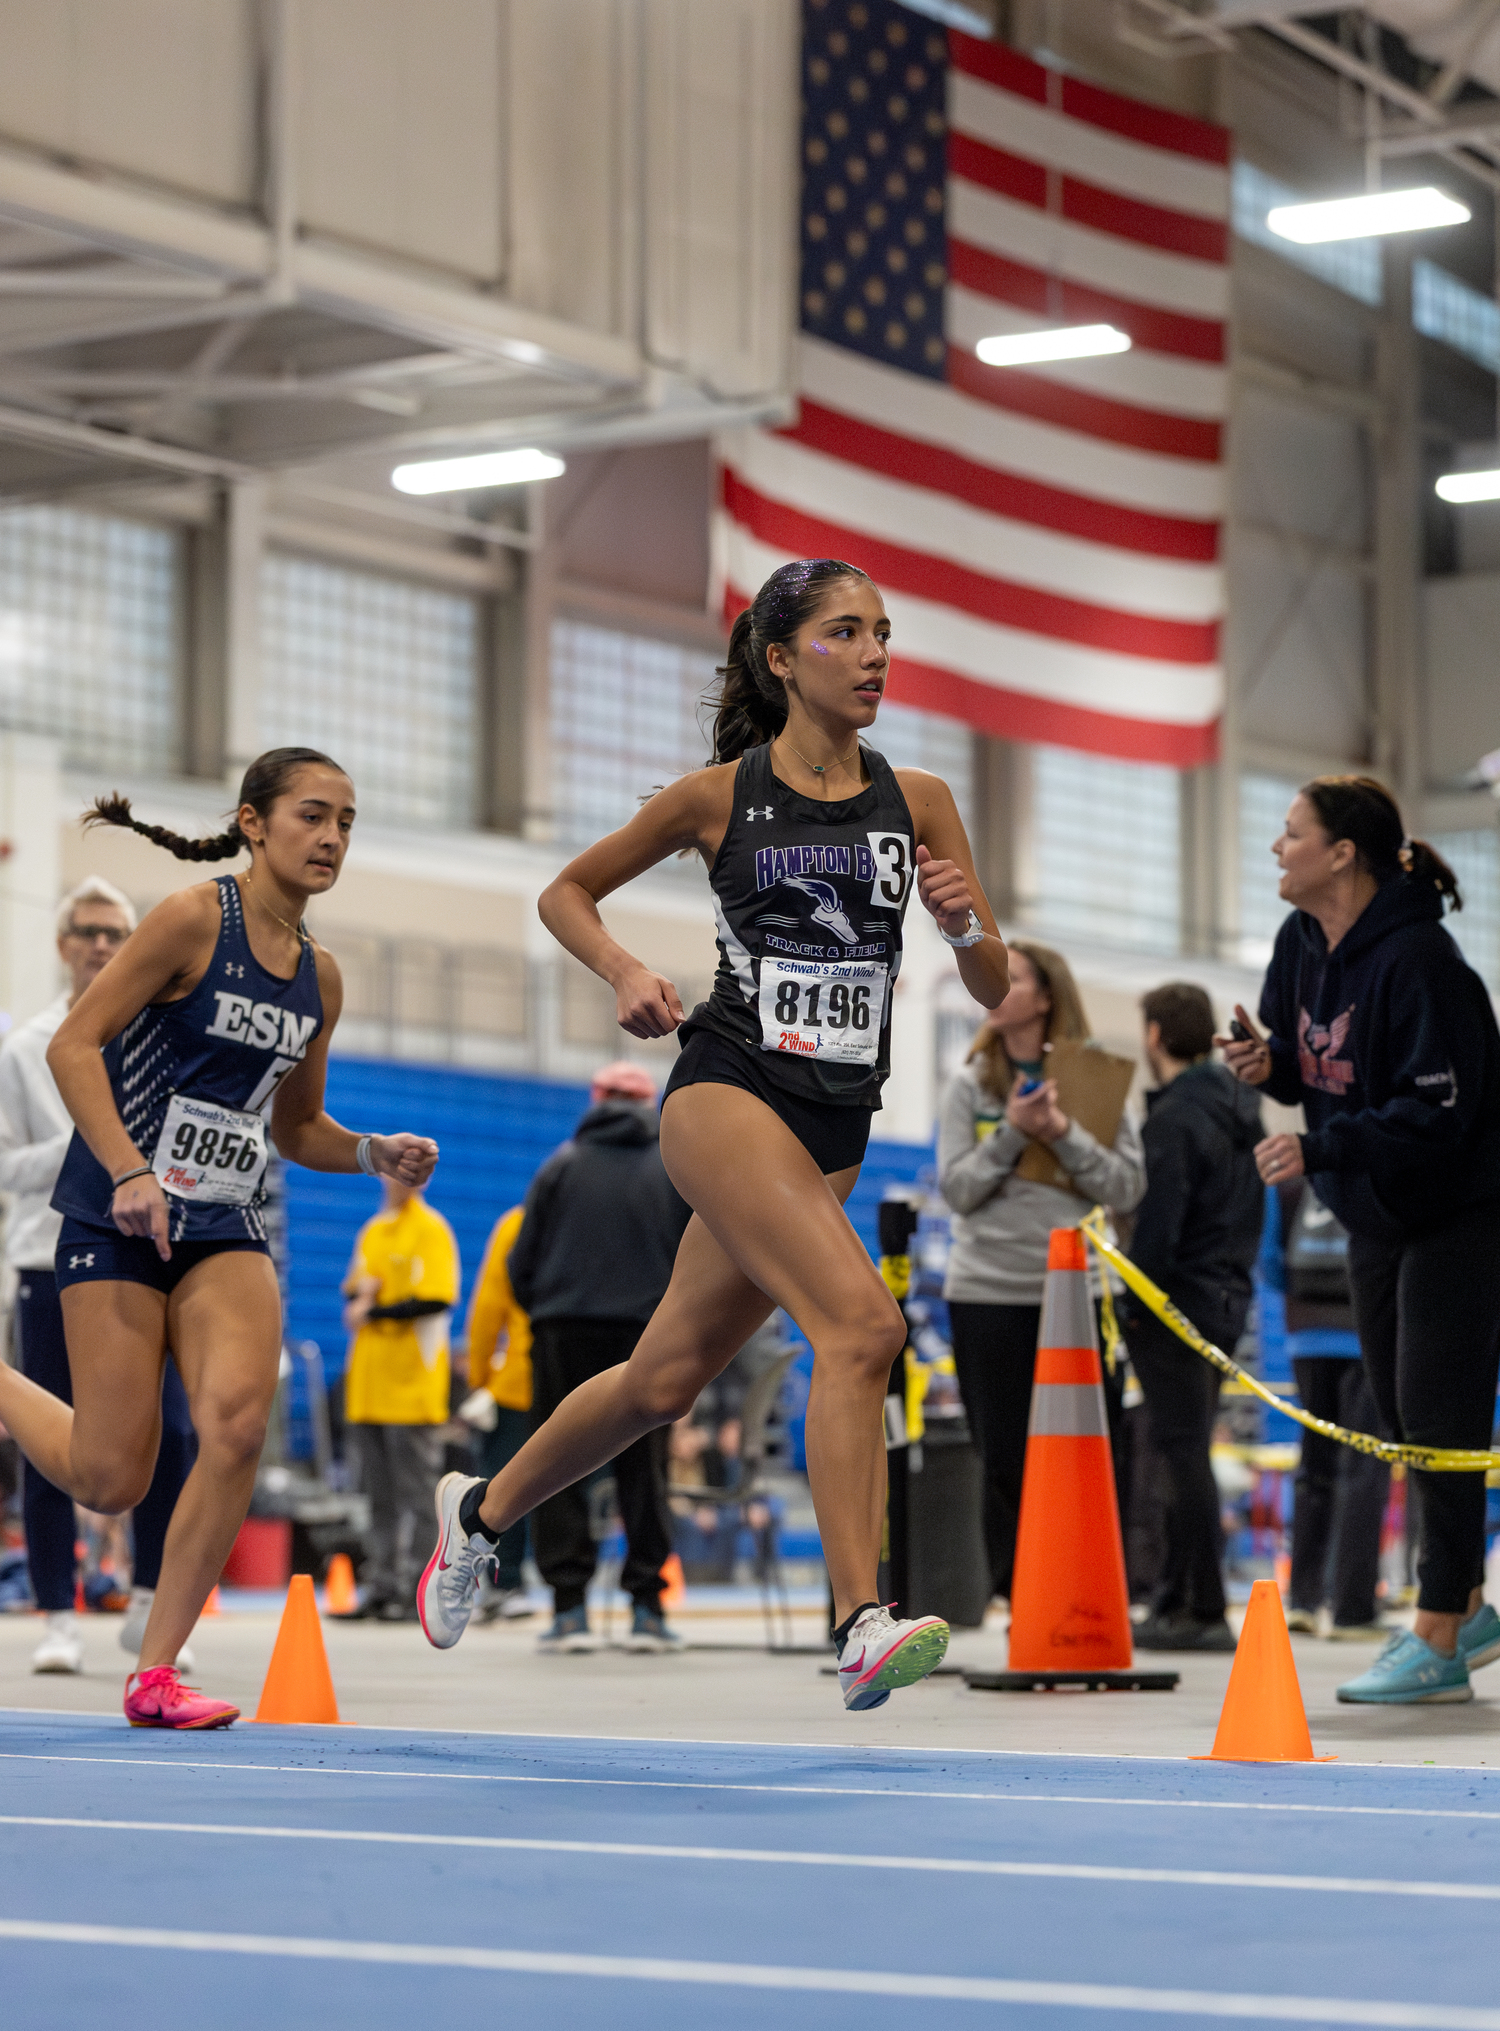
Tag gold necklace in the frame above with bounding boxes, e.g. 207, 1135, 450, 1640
243, 873, 307, 943
777, 733, 861, 778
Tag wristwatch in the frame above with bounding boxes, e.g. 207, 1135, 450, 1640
938, 909, 986, 948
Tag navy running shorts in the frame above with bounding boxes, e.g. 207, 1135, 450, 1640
56, 1216, 271, 1297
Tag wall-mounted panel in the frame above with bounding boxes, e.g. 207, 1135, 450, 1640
0, 0, 256, 206
299, 0, 503, 281
1425, 574, 1500, 788
1226, 525, 1367, 758
1230, 384, 1368, 550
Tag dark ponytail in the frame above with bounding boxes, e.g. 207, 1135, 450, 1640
83, 747, 348, 862
708, 557, 873, 765
1301, 774, 1462, 912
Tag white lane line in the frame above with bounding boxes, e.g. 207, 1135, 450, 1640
0, 1918, 1494, 2025
4, 1813, 1500, 1902
1, 1750, 1499, 1822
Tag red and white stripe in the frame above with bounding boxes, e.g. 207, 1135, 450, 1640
714, 31, 1230, 768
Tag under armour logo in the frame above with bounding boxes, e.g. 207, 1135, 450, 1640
746, 806, 773, 822
69, 1253, 94, 1269
224, 962, 244, 978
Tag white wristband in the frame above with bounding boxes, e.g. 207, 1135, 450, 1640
356, 1135, 379, 1176
938, 909, 986, 948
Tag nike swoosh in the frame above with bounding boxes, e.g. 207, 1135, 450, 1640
841, 1647, 866, 1674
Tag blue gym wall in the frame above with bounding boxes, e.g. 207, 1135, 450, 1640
281, 1055, 934, 1456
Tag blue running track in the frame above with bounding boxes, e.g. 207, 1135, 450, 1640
2, 1710, 1500, 2028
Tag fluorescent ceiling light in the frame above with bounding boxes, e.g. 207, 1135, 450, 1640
392, 447, 565, 495
1268, 187, 1470, 244
1436, 468, 1500, 503
975, 324, 1131, 367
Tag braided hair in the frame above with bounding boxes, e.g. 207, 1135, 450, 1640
83, 747, 348, 861
708, 558, 874, 765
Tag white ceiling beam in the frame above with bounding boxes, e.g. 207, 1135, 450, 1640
0, 147, 643, 388
0, 400, 254, 479
0, 268, 228, 297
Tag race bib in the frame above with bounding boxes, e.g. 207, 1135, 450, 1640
152, 1093, 268, 1206
758, 957, 888, 1066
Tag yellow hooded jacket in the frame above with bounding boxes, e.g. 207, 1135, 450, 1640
465, 1204, 532, 1411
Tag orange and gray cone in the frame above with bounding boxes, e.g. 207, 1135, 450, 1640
1007, 1227, 1134, 1672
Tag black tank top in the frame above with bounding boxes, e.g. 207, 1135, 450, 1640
683, 741, 916, 1108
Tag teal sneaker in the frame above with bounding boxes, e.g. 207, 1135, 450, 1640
1336, 1629, 1472, 1704
1459, 1602, 1500, 1671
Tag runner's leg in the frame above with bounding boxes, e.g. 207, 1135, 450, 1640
3, 1280, 169, 1512
140, 1249, 283, 1669
477, 1083, 904, 1624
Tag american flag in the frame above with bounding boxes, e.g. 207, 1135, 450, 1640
714, 0, 1229, 767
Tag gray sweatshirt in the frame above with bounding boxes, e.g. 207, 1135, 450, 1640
938, 1062, 1146, 1306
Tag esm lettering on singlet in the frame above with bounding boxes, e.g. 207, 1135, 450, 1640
205, 991, 319, 1111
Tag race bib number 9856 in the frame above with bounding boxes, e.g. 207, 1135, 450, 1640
152, 1093, 268, 1205
758, 957, 888, 1066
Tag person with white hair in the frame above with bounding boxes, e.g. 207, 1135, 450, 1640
0, 878, 194, 1674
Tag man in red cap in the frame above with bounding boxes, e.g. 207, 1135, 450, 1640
504, 1060, 692, 1653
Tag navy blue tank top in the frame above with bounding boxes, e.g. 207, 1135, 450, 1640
681, 741, 915, 1108
53, 875, 324, 1242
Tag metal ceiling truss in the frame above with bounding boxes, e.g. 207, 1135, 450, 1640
1116, 3, 1500, 188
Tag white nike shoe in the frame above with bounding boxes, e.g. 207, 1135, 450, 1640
836, 1604, 949, 1711
119, 1586, 195, 1670
417, 1472, 494, 1650
32, 1611, 84, 1675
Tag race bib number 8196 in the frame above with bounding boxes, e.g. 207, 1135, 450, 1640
758, 957, 888, 1066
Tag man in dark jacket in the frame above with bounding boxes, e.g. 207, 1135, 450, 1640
1128, 982, 1264, 1652
507, 1060, 692, 1654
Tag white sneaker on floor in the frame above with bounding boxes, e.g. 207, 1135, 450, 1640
32, 1611, 84, 1675
118, 1587, 195, 1670
497, 1588, 536, 1620
836, 1604, 949, 1712
416, 1472, 492, 1650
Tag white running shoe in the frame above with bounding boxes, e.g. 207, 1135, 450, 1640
417, 1472, 493, 1650
837, 1604, 949, 1712
32, 1611, 84, 1675
119, 1587, 195, 1670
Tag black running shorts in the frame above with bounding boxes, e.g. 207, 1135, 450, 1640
663, 1025, 873, 1176
56, 1217, 271, 1296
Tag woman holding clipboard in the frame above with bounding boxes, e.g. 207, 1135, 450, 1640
937, 941, 1143, 1607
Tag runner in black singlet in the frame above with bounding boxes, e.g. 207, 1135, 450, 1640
421, 560, 1009, 1711
0, 748, 439, 1729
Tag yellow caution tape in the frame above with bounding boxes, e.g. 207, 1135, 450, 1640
1079, 1209, 1500, 1473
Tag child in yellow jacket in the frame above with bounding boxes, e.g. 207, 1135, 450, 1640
459, 1205, 533, 1617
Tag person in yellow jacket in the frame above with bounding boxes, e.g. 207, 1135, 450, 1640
458, 1204, 535, 1619
341, 1178, 459, 1620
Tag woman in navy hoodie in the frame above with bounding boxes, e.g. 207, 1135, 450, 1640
1222, 776, 1500, 1706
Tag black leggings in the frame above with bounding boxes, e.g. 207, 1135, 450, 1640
1289, 1357, 1389, 1628
1348, 1199, 1500, 1615
948, 1300, 1125, 1600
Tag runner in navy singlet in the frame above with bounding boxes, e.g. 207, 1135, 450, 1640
0, 748, 439, 1729
420, 559, 1011, 1713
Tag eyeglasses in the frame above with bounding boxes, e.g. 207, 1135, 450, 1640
65, 924, 128, 946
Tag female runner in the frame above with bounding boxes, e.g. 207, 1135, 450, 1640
421, 558, 1009, 1709
0, 747, 438, 1728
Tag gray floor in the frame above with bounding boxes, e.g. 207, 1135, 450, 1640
4, 1597, 1500, 1765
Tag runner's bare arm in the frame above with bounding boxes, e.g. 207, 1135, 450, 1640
272, 947, 438, 1183
538, 768, 737, 1039
895, 767, 1009, 1009
47, 884, 223, 1185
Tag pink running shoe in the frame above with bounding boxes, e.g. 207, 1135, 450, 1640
123, 1666, 239, 1730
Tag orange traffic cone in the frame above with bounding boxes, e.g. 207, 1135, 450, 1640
659, 1553, 686, 1611
253, 1574, 341, 1724
1007, 1228, 1134, 1677
1198, 1578, 1333, 1762
324, 1553, 358, 1616
201, 1585, 222, 1618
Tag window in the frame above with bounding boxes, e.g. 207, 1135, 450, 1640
550, 619, 716, 852
0, 505, 179, 774
260, 554, 479, 829
1413, 260, 1500, 375
1026, 745, 1180, 953
1232, 161, 1382, 307
1239, 772, 1298, 965
1431, 829, 1500, 991
867, 700, 976, 838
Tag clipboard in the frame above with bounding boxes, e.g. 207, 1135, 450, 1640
1014, 1039, 1136, 1197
